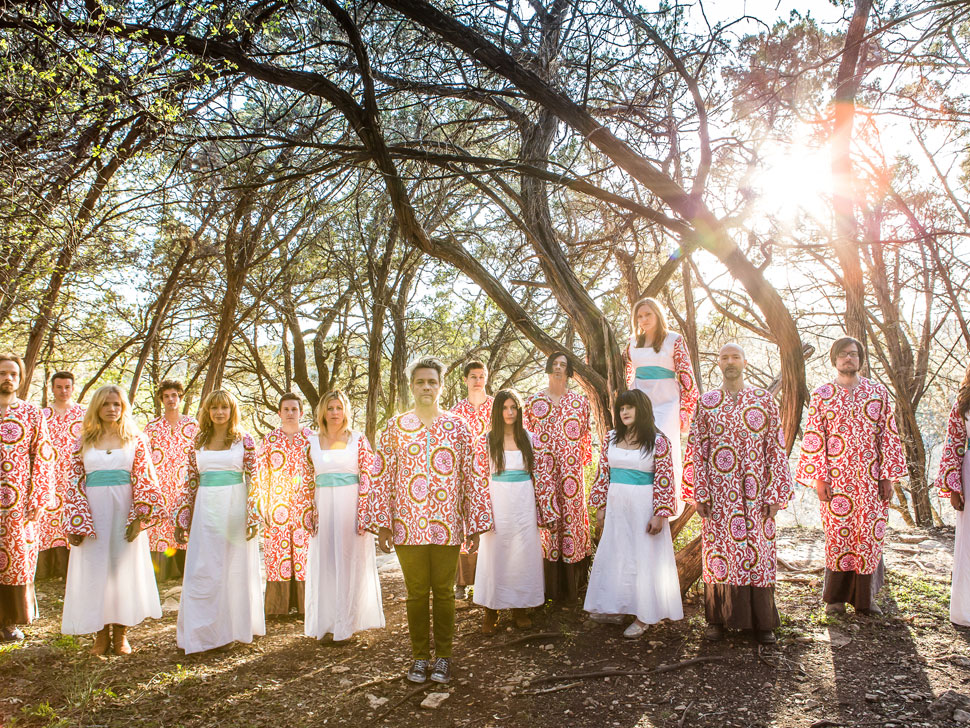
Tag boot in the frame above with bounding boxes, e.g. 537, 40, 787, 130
482, 608, 499, 635
112, 624, 132, 655
90, 626, 111, 656
513, 608, 533, 629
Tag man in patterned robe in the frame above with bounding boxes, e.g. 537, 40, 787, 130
372, 357, 492, 685
257, 393, 314, 616
797, 336, 906, 615
686, 343, 793, 644
450, 359, 494, 599
143, 380, 198, 580
36, 371, 84, 579
0, 353, 55, 641
524, 351, 592, 601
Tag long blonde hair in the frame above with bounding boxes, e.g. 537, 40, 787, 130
195, 390, 243, 449
631, 297, 669, 352
316, 390, 351, 435
80, 385, 140, 451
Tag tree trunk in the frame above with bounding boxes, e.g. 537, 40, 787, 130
201, 265, 246, 399
676, 535, 703, 595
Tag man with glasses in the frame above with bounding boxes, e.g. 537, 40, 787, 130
797, 336, 906, 616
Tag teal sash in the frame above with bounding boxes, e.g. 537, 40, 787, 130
610, 468, 655, 486
635, 365, 675, 380
85, 469, 131, 487
315, 473, 359, 488
492, 469, 531, 483
199, 471, 244, 487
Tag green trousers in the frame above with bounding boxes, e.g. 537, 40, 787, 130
395, 544, 460, 660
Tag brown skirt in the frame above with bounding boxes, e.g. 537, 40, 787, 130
704, 583, 780, 631
455, 552, 478, 588
35, 547, 70, 580
0, 583, 37, 626
151, 550, 186, 582
543, 557, 590, 602
823, 558, 884, 610
265, 579, 305, 615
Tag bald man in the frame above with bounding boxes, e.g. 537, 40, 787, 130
685, 344, 794, 644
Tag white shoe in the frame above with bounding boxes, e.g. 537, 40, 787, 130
623, 621, 647, 639
590, 613, 625, 625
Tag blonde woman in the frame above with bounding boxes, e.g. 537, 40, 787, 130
174, 390, 263, 654
61, 385, 165, 656
302, 390, 384, 642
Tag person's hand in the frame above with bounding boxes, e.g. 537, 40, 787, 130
595, 509, 606, 532
878, 479, 893, 502
815, 480, 832, 503
378, 527, 393, 553
246, 524, 257, 541
952, 492, 965, 512
174, 526, 188, 545
646, 515, 666, 535
762, 503, 781, 519
696, 501, 712, 519
464, 532, 481, 554
124, 519, 143, 543
67, 533, 85, 546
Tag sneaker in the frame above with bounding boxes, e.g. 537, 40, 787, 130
623, 621, 647, 639
430, 657, 451, 684
703, 624, 725, 641
0, 627, 24, 642
756, 630, 777, 644
406, 659, 430, 684
825, 602, 846, 616
590, 613, 625, 625
454, 585, 467, 600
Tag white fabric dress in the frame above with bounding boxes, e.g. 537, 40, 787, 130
953, 413, 970, 626
473, 449, 545, 610
177, 441, 264, 654
305, 433, 384, 641
61, 445, 162, 634
584, 443, 683, 624
629, 332, 685, 511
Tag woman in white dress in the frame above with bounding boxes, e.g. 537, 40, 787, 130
62, 385, 164, 656
936, 364, 970, 626
623, 297, 699, 512
174, 390, 263, 654
585, 389, 683, 638
474, 389, 556, 634
303, 390, 384, 642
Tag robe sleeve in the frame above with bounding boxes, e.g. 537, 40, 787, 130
652, 433, 676, 517
175, 448, 200, 532
673, 335, 699, 435
623, 343, 634, 391
356, 435, 376, 534
686, 404, 710, 504
460, 423, 493, 536
878, 392, 908, 481
291, 437, 316, 536
795, 391, 828, 486
531, 442, 558, 527
368, 423, 396, 533
937, 401, 966, 497
764, 395, 794, 507
255, 437, 271, 523
26, 410, 55, 520
64, 440, 95, 537
129, 435, 166, 529
244, 434, 261, 530
588, 434, 611, 511
580, 396, 593, 467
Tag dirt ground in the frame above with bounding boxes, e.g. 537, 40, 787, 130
3, 525, 970, 728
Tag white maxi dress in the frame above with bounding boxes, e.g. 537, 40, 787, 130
584, 444, 683, 624
305, 433, 384, 641
61, 445, 161, 634
177, 441, 264, 653
953, 412, 970, 626
473, 449, 545, 610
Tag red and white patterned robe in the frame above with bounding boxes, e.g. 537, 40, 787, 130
37, 403, 85, 550
257, 427, 314, 583
175, 434, 260, 532
0, 400, 55, 585
64, 434, 166, 538
685, 388, 793, 587
297, 432, 376, 536
936, 400, 967, 497
143, 414, 199, 554
524, 390, 593, 563
590, 431, 676, 517
370, 412, 493, 545
796, 378, 907, 575
452, 396, 493, 557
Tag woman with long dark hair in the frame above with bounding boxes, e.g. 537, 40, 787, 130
584, 389, 683, 638
473, 389, 556, 634
937, 364, 970, 626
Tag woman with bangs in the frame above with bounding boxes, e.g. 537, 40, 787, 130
302, 390, 384, 642
174, 390, 263, 654
474, 389, 557, 634
61, 385, 165, 656
584, 389, 683, 639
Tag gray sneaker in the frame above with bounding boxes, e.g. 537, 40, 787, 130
430, 657, 451, 683
406, 659, 429, 683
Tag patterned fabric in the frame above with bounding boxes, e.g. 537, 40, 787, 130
589, 431, 675, 517
0, 401, 55, 585
796, 378, 907, 575
37, 403, 85, 550
686, 387, 793, 587
936, 400, 967, 496
175, 433, 260, 532
256, 427, 314, 583
452, 396, 494, 556
64, 434, 166, 538
623, 334, 699, 434
298, 431, 375, 535
523, 390, 592, 563
370, 411, 492, 545
143, 414, 199, 553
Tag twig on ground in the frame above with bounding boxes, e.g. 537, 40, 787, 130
369, 682, 432, 724
342, 674, 402, 696
519, 680, 583, 695
528, 655, 726, 686
677, 699, 695, 727
482, 632, 564, 650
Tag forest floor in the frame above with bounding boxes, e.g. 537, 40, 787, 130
3, 525, 970, 728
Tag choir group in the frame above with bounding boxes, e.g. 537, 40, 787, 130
0, 296, 966, 686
